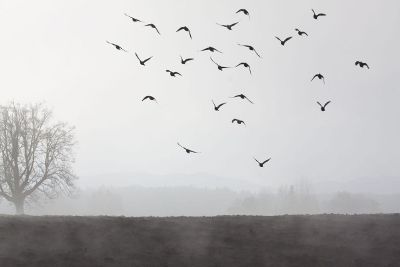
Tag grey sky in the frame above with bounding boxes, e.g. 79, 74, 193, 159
0, 0, 399, 191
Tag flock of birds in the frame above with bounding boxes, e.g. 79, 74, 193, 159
106, 8, 370, 168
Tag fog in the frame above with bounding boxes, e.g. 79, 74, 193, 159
0, 0, 399, 215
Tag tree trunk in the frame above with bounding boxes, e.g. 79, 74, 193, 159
14, 198, 25, 215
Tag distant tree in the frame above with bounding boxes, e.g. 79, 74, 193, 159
0, 103, 76, 214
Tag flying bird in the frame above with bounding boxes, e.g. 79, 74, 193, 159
295, 29, 308, 36
135, 53, 153, 66
180, 56, 194, 64
275, 36, 292, 46
317, 101, 331, 112
232, 119, 246, 126
254, 157, 271, 167
145, 23, 161, 35
210, 57, 230, 71
236, 9, 250, 19
238, 44, 261, 58
142, 96, 158, 103
355, 61, 370, 69
201, 47, 222, 53
177, 142, 199, 154
231, 94, 254, 104
124, 13, 143, 23
176, 26, 192, 39
212, 100, 226, 111
217, 22, 240, 30
311, 73, 325, 84
312, 9, 326, 20
166, 70, 182, 77
236, 62, 252, 74
106, 41, 127, 52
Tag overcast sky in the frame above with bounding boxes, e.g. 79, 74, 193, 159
0, 0, 399, 192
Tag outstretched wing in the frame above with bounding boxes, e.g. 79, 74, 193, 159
262, 158, 271, 165
154, 26, 161, 35
142, 96, 150, 101
230, 22, 239, 27
176, 27, 185, 32
217, 103, 226, 109
324, 101, 331, 108
143, 56, 153, 64
317, 101, 323, 107
253, 49, 261, 58
317, 13, 326, 17
311, 74, 318, 81
135, 53, 141, 62
275, 36, 282, 42
283, 37, 293, 43
210, 57, 219, 66
245, 96, 254, 104
253, 157, 261, 164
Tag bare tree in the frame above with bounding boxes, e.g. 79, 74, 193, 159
0, 103, 76, 214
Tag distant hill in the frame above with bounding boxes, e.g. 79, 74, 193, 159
0, 215, 399, 267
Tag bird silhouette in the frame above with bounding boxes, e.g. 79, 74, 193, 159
201, 46, 222, 53
311, 73, 325, 84
317, 101, 331, 111
135, 53, 153, 66
212, 100, 226, 111
275, 36, 292, 46
124, 13, 143, 23
180, 56, 194, 64
355, 61, 370, 69
254, 157, 271, 167
238, 44, 261, 58
232, 119, 246, 126
142, 96, 158, 103
166, 70, 182, 77
236, 62, 252, 74
236, 9, 250, 19
295, 29, 308, 36
217, 22, 240, 30
210, 57, 230, 71
312, 9, 326, 19
231, 94, 254, 104
177, 142, 199, 154
145, 23, 161, 35
176, 26, 192, 39
106, 41, 127, 52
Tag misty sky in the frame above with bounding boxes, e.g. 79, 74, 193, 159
0, 0, 399, 191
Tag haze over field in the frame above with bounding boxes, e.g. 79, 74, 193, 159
0, 0, 399, 215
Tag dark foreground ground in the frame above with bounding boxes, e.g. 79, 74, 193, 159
0, 215, 399, 267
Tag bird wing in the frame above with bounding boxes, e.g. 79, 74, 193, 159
188, 30, 192, 39
217, 103, 226, 109
317, 102, 323, 107
312, 9, 316, 15
176, 27, 184, 32
248, 66, 252, 75
317, 13, 326, 17
236, 9, 244, 14
135, 53, 141, 61
210, 57, 219, 66
230, 22, 239, 27
284, 37, 293, 43
154, 26, 161, 35
177, 142, 186, 150
142, 96, 149, 101
212, 100, 216, 108
236, 63, 244, 67
262, 158, 271, 165
365, 63, 370, 69
275, 36, 282, 42
355, 61, 360, 66
253, 49, 261, 58
324, 101, 331, 108
311, 74, 318, 81
253, 157, 261, 164
215, 48, 222, 53
175, 72, 182, 76
143, 56, 153, 64
232, 119, 237, 123
245, 96, 254, 104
